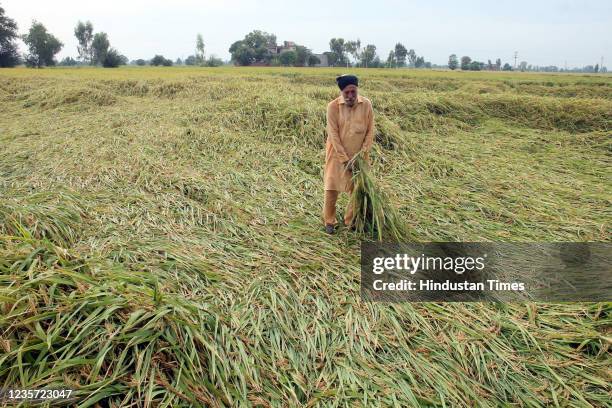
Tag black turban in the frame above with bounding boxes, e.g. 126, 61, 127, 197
336, 74, 358, 90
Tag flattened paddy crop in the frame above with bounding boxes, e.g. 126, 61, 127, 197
0, 67, 610, 407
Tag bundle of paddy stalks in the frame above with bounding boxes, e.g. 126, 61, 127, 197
348, 153, 408, 241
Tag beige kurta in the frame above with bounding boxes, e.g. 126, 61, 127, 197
324, 94, 375, 192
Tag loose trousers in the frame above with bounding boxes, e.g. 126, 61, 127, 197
322, 183, 355, 226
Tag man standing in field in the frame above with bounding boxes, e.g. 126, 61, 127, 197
323, 74, 375, 234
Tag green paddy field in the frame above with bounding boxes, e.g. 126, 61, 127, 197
0, 66, 610, 406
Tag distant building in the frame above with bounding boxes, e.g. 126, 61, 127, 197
268, 41, 297, 55
265, 41, 329, 67
312, 53, 328, 67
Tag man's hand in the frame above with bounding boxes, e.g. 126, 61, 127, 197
343, 160, 355, 173
361, 149, 370, 165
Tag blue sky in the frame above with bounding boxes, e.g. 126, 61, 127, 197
3, 0, 611, 67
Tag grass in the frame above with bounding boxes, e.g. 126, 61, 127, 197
0, 66, 610, 407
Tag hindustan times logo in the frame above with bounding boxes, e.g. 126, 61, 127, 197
372, 253, 487, 275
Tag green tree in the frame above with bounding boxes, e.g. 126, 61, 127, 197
448, 54, 458, 70
229, 40, 254, 65
386, 50, 396, 68
460, 56, 471, 70
345, 39, 361, 67
279, 50, 297, 66
102, 47, 123, 67
495, 58, 502, 71
307, 54, 320, 67
502, 62, 512, 71
469, 60, 483, 71
415, 55, 425, 68
59, 56, 78, 66
229, 30, 276, 65
294, 45, 311, 66
407, 49, 417, 67
394, 43, 407, 67
205, 55, 224, 67
360, 44, 376, 68
74, 20, 93, 63
22, 21, 63, 68
150, 54, 172, 66
196, 33, 205, 64
91, 32, 109, 65
269, 56, 281, 66
135, 58, 146, 66
0, 5, 21, 67
184, 55, 197, 65
246, 30, 276, 62
329, 38, 347, 67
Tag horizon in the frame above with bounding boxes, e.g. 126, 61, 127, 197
2, 0, 611, 69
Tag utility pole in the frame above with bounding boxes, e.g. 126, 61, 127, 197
513, 51, 518, 70
601, 56, 604, 72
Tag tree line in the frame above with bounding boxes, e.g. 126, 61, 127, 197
128, 34, 224, 67
0, 6, 128, 68
0, 5, 607, 73
446, 54, 607, 73
229, 31, 320, 67
227, 31, 436, 69
447, 55, 512, 71
226, 30, 606, 73
0, 5, 223, 68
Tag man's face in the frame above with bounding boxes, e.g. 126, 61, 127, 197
342, 85, 358, 107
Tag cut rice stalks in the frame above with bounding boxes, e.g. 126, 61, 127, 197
349, 153, 408, 241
